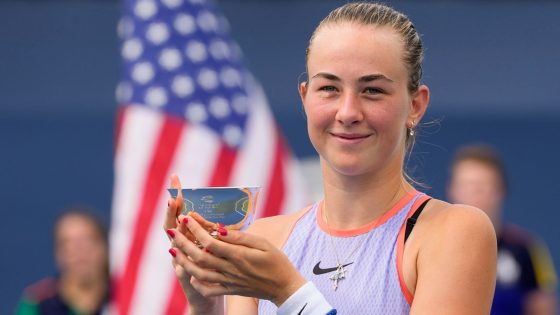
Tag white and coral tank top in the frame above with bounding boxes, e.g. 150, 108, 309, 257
258, 191, 430, 314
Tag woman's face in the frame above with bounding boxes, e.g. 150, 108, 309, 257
55, 215, 107, 281
300, 23, 426, 177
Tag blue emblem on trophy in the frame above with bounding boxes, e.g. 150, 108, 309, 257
168, 187, 260, 231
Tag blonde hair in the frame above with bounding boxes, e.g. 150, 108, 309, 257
306, 2, 424, 93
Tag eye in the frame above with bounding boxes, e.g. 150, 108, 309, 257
318, 85, 337, 92
363, 87, 385, 95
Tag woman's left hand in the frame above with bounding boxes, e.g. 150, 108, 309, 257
168, 214, 307, 307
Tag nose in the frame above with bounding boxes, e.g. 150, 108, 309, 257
335, 92, 363, 126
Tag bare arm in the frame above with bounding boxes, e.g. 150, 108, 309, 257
411, 205, 497, 314
224, 209, 310, 314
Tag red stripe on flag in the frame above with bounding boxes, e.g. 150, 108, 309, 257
163, 144, 238, 315
260, 130, 286, 218
162, 288, 187, 315
113, 106, 126, 157
208, 144, 237, 186
116, 115, 185, 315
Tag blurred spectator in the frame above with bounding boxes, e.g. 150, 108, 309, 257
447, 144, 558, 315
15, 209, 109, 315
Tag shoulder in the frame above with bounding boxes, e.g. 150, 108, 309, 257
407, 200, 498, 312
246, 205, 315, 249
413, 199, 497, 269
21, 277, 58, 303
18, 278, 74, 315
419, 199, 496, 242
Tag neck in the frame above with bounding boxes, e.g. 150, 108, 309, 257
321, 159, 415, 230
60, 273, 106, 313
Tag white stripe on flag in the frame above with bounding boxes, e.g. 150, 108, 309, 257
231, 76, 278, 217
231, 98, 275, 190
129, 125, 223, 315
111, 106, 164, 277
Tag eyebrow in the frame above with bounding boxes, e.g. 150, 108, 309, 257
310, 72, 394, 83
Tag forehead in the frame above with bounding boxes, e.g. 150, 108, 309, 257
453, 160, 501, 180
307, 22, 407, 80
56, 215, 98, 238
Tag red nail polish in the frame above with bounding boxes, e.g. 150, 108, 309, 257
217, 223, 225, 228
169, 248, 177, 257
205, 248, 213, 254
182, 217, 189, 224
217, 227, 227, 236
166, 229, 175, 238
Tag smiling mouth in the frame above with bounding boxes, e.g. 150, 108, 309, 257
331, 133, 371, 140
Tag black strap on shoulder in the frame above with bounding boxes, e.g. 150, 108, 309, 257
404, 198, 431, 243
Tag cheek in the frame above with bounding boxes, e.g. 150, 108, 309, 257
365, 105, 406, 136
304, 101, 332, 132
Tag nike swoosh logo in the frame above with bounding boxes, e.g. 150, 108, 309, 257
312, 261, 354, 275
297, 303, 307, 315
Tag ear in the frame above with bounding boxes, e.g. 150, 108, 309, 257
408, 84, 430, 125
298, 81, 309, 115
298, 81, 308, 104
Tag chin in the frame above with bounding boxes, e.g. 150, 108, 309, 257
326, 157, 373, 177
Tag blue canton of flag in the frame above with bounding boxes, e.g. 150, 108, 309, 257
117, 0, 249, 147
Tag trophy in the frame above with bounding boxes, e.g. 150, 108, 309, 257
168, 187, 260, 231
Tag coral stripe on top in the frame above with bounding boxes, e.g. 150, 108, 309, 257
316, 190, 419, 237
396, 194, 431, 305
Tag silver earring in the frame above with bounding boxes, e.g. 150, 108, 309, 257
408, 120, 416, 137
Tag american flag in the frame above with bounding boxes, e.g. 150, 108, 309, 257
110, 0, 308, 314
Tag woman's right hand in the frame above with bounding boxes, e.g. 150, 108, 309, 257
163, 175, 223, 314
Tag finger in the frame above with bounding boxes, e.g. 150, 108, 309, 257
169, 227, 229, 271
190, 277, 231, 298
164, 199, 179, 234
177, 215, 204, 244
190, 211, 223, 230
171, 174, 184, 215
171, 229, 252, 296
190, 277, 258, 300
163, 175, 183, 231
216, 228, 270, 252
169, 227, 204, 260
171, 257, 190, 280
177, 214, 193, 240
184, 217, 258, 262
184, 214, 226, 251
170, 245, 228, 284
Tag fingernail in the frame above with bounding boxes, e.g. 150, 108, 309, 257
169, 248, 177, 257
217, 223, 225, 228
205, 248, 213, 254
182, 217, 189, 224
217, 227, 227, 236
166, 229, 176, 238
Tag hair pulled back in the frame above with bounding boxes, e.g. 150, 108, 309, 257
306, 2, 424, 93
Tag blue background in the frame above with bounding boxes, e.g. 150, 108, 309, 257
0, 1, 558, 313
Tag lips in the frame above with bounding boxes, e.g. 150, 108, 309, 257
329, 132, 372, 146
331, 132, 371, 140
